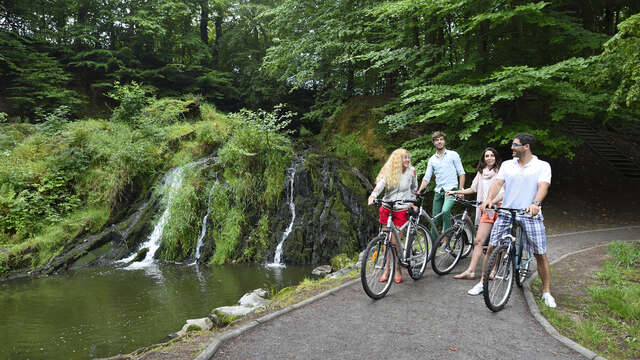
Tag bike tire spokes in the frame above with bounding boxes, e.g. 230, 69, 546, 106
407, 227, 429, 280
432, 228, 463, 275
483, 245, 514, 312
361, 237, 394, 299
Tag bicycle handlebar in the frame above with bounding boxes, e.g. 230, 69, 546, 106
371, 199, 417, 207
451, 195, 529, 215
487, 205, 528, 215
451, 195, 481, 207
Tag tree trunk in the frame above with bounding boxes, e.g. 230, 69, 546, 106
480, 20, 489, 72
212, 14, 223, 68
604, 7, 615, 35
200, 0, 209, 44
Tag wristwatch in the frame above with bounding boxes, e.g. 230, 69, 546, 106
532, 201, 542, 206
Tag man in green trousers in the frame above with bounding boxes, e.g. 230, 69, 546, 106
418, 131, 466, 238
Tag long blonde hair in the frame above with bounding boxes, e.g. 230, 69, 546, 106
376, 148, 408, 189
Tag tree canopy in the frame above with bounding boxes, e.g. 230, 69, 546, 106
1, 0, 639, 164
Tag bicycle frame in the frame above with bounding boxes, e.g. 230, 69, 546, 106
416, 193, 471, 239
381, 212, 412, 267
496, 208, 533, 272
414, 194, 444, 237
378, 202, 427, 268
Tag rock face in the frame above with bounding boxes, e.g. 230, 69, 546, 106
269, 152, 378, 265
5, 149, 378, 275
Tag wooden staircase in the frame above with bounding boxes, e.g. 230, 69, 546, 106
568, 120, 640, 181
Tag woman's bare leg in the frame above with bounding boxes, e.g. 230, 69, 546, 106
455, 222, 492, 278
381, 232, 402, 280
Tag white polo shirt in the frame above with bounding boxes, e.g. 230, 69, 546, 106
497, 155, 551, 209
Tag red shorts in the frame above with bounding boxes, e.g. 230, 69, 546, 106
379, 206, 409, 227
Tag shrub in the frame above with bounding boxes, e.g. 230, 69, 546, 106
107, 81, 153, 125
330, 133, 370, 171
330, 253, 353, 271
140, 98, 193, 127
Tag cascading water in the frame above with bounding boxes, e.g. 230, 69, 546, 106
118, 156, 214, 269
268, 164, 298, 268
191, 179, 216, 265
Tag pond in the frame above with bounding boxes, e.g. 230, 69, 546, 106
0, 263, 314, 359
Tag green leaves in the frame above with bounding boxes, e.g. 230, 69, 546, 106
599, 14, 640, 111
0, 31, 84, 119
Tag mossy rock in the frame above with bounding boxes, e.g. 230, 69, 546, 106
185, 324, 201, 332
133, 248, 149, 262
209, 309, 239, 328
330, 253, 353, 271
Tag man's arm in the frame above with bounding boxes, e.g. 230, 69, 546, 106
418, 159, 433, 193
454, 152, 465, 190
527, 181, 549, 216
458, 174, 465, 190
418, 179, 429, 193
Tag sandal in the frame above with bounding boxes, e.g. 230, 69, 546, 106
453, 271, 475, 280
379, 275, 389, 282
394, 277, 403, 284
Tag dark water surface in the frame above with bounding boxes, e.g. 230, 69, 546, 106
0, 263, 314, 359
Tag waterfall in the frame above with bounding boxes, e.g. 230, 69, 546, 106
119, 156, 214, 268
191, 179, 216, 265
268, 165, 297, 268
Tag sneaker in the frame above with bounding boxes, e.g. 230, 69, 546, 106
467, 282, 483, 296
542, 292, 557, 308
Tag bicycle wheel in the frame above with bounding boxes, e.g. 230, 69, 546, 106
454, 214, 475, 258
361, 235, 395, 299
483, 244, 514, 312
515, 225, 533, 287
431, 227, 463, 275
418, 224, 436, 263
407, 226, 430, 280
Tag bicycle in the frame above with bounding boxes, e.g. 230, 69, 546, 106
414, 191, 475, 258
361, 199, 433, 300
431, 195, 478, 275
482, 206, 535, 312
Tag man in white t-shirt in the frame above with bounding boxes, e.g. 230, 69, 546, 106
477, 133, 556, 308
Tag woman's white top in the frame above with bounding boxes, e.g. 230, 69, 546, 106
470, 168, 504, 224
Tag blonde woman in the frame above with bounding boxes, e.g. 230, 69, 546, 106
367, 149, 417, 283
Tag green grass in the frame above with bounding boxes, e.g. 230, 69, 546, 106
269, 272, 358, 309
538, 241, 640, 360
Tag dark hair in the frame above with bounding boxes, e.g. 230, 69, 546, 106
514, 133, 536, 152
431, 131, 446, 141
476, 147, 501, 173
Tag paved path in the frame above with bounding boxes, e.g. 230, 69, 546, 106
214, 227, 639, 360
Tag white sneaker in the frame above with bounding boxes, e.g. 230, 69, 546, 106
467, 282, 483, 296
542, 292, 557, 308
